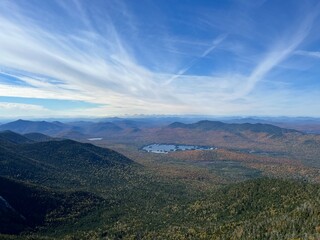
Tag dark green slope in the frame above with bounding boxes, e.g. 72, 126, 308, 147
190, 178, 320, 239
0, 143, 59, 183
33, 178, 319, 240
0, 132, 135, 236
0, 131, 33, 144
23, 133, 55, 142
17, 139, 133, 167
0, 132, 135, 187
0, 138, 86, 187
0, 176, 104, 235
0, 194, 26, 235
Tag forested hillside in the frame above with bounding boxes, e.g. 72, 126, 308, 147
1, 130, 320, 239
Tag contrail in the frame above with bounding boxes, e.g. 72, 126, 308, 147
164, 33, 227, 85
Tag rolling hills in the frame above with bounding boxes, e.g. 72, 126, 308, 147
0, 121, 320, 239
0, 119, 305, 142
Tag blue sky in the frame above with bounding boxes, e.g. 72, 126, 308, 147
0, 0, 320, 118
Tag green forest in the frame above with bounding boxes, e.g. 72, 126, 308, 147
0, 130, 320, 239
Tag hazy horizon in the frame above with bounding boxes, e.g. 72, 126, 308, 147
1, 115, 320, 124
1, 0, 320, 118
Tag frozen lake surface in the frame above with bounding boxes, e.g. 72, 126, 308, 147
142, 144, 215, 153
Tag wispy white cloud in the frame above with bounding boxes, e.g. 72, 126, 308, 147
237, 1, 320, 98
0, 9, 175, 104
0, 102, 46, 111
295, 50, 320, 58
0, 102, 52, 118
0, 0, 319, 117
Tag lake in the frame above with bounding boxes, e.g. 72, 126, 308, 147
142, 144, 215, 153
88, 138, 103, 141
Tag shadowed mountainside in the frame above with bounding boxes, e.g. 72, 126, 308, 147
0, 176, 103, 234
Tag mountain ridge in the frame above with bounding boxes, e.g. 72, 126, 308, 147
0, 131, 135, 186
0, 119, 75, 135
168, 120, 301, 136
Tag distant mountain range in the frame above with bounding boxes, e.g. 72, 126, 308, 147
168, 120, 300, 136
0, 119, 76, 135
0, 119, 142, 139
0, 119, 307, 140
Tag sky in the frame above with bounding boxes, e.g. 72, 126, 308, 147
0, 0, 320, 118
